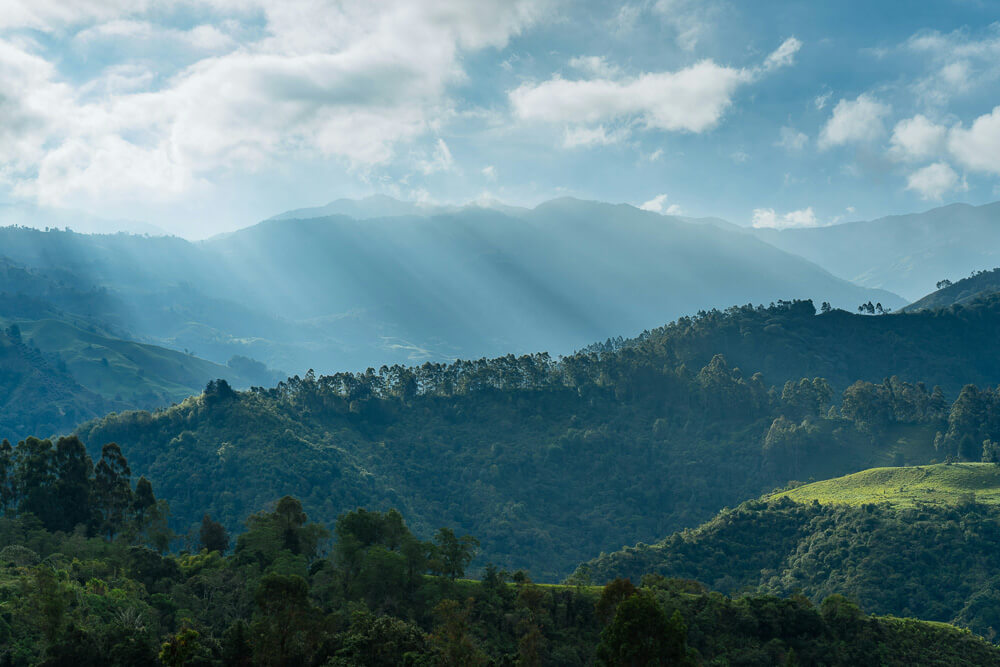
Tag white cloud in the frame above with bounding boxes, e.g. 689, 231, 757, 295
818, 94, 891, 149
776, 126, 808, 151
652, 0, 719, 51
905, 162, 964, 200
751, 206, 820, 229
948, 106, 1000, 175
481, 165, 497, 181
417, 139, 455, 175
763, 37, 802, 71
814, 91, 832, 110
889, 115, 947, 162
639, 193, 682, 215
562, 125, 630, 148
511, 39, 800, 140
0, 0, 552, 209
646, 148, 664, 161
731, 151, 749, 163
905, 27, 1000, 106
568, 55, 621, 78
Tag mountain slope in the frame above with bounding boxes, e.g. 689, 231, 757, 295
2, 197, 903, 373
572, 464, 1000, 639
203, 199, 903, 365
905, 267, 1000, 312
753, 201, 1000, 300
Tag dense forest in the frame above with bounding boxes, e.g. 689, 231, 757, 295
574, 491, 1000, 637
62, 297, 1000, 580
1, 450, 997, 666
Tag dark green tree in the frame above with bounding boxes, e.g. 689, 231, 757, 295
432, 527, 479, 579
0, 438, 14, 513
200, 513, 230, 553
52, 436, 93, 532
14, 437, 57, 528
93, 443, 133, 539
252, 574, 320, 666
596, 593, 690, 666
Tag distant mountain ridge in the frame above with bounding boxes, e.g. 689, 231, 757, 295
0, 198, 902, 375
753, 201, 1000, 300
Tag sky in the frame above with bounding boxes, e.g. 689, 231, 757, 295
1, 0, 1000, 238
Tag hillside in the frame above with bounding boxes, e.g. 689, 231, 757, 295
614, 295, 1000, 395
0, 197, 902, 374
775, 463, 1000, 508
0, 316, 265, 440
573, 464, 1000, 639
70, 295, 1000, 581
906, 267, 1000, 312
208, 199, 903, 364
0, 328, 116, 438
753, 201, 1000, 301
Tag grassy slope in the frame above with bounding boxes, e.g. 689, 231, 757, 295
775, 463, 1000, 508
10, 318, 251, 406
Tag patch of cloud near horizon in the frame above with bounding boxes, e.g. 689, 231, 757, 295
639, 193, 682, 215
0, 0, 551, 210
751, 207, 820, 229
509, 38, 802, 145
906, 162, 964, 200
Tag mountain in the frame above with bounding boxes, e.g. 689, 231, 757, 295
265, 193, 455, 221
905, 267, 1000, 312
753, 201, 1000, 301
70, 296, 1000, 580
1, 198, 903, 374
203, 198, 904, 365
572, 463, 1000, 639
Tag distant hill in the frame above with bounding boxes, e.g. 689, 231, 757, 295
0, 198, 903, 373
905, 267, 1000, 312
205, 198, 904, 365
0, 325, 115, 439
753, 201, 1000, 301
71, 296, 1000, 580
0, 316, 264, 440
572, 463, 1000, 638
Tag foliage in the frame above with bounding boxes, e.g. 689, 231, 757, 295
0, 497, 997, 665
575, 472, 1000, 640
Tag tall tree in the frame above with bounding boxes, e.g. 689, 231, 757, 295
200, 513, 230, 553
52, 436, 93, 532
14, 437, 57, 528
93, 442, 133, 539
0, 439, 14, 514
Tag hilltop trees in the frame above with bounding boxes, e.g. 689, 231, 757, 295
0, 436, 162, 543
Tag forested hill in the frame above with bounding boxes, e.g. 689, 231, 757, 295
572, 464, 1000, 640
70, 298, 1000, 579
597, 295, 1000, 394
905, 267, 1000, 313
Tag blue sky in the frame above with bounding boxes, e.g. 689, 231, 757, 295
1, 0, 999, 237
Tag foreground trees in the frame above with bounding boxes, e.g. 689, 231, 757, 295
0, 436, 167, 547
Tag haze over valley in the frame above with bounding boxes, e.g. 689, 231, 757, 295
5, 1, 1000, 664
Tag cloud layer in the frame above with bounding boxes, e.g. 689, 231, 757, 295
0, 0, 549, 209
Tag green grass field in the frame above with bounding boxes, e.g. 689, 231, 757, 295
773, 463, 1000, 508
